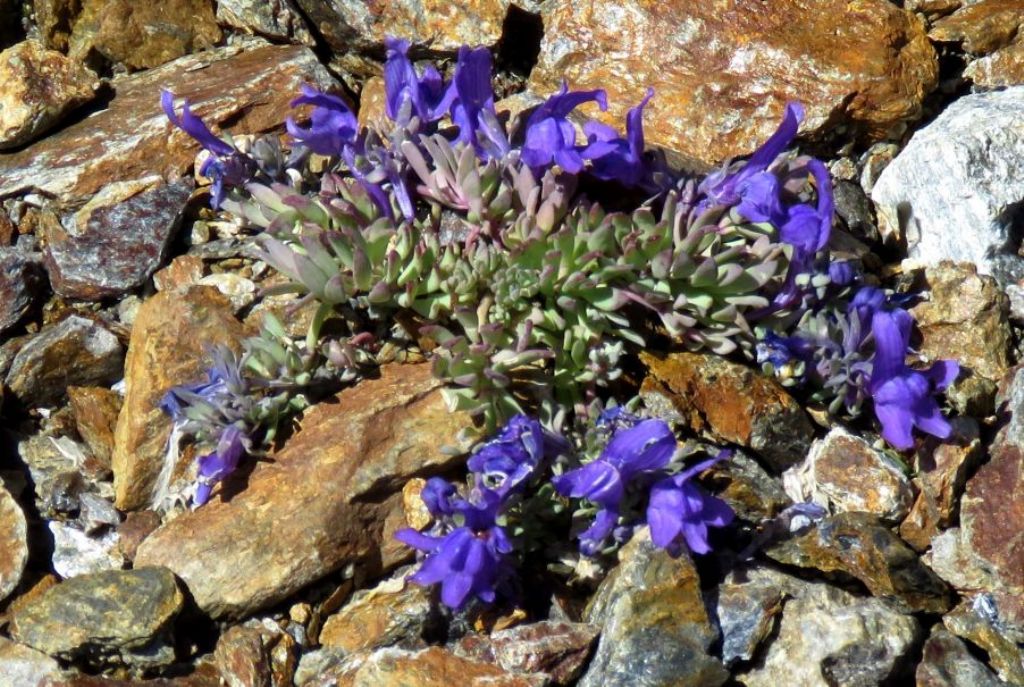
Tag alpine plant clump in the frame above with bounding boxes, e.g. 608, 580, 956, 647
160, 36, 960, 590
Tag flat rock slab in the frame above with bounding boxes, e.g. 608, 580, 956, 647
11, 567, 184, 670
530, 0, 936, 167
134, 363, 474, 619
0, 483, 28, 603
43, 177, 193, 299
112, 285, 247, 510
0, 39, 97, 149
0, 41, 337, 205
872, 87, 1024, 280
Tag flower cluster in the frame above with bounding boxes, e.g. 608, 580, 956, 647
396, 412, 734, 609
161, 37, 960, 506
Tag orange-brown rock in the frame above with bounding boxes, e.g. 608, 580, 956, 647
134, 364, 474, 619
530, 0, 937, 167
0, 483, 28, 604
112, 286, 247, 510
68, 0, 221, 71
319, 575, 434, 654
640, 350, 812, 472
214, 620, 297, 687
965, 41, 1024, 87
0, 41, 337, 206
343, 646, 543, 687
68, 386, 122, 468
929, 0, 1024, 55
0, 39, 97, 149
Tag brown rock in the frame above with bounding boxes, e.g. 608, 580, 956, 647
41, 664, 223, 687
0, 39, 96, 149
455, 621, 600, 686
0, 483, 28, 603
905, 0, 965, 16
929, 0, 1024, 55
356, 76, 389, 135
67, 386, 121, 467
356, 646, 544, 686
292, 0, 509, 54
116, 510, 162, 562
320, 573, 435, 654
910, 262, 1011, 382
42, 177, 193, 300
133, 364, 474, 618
112, 286, 246, 510
0, 41, 337, 206
916, 627, 1003, 687
784, 427, 914, 522
153, 254, 205, 292
900, 417, 982, 551
68, 0, 220, 70
965, 41, 1024, 87
529, 0, 937, 167
214, 620, 297, 687
765, 512, 952, 613
5, 314, 124, 408
33, 0, 78, 52
704, 450, 790, 523
0, 248, 44, 336
216, 0, 315, 46
640, 350, 812, 472
943, 599, 1024, 684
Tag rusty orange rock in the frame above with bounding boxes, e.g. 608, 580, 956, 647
929, 0, 1024, 55
530, 0, 937, 167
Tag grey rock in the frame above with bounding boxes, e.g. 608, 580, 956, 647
216, 0, 315, 45
943, 597, 1024, 684
916, 627, 1003, 687
16, 433, 82, 517
713, 568, 786, 666
49, 521, 125, 578
871, 87, 1024, 281
579, 530, 727, 687
0, 637, 64, 687
11, 567, 184, 670
0, 248, 44, 336
0, 482, 28, 603
738, 577, 920, 687
43, 177, 193, 300
455, 621, 599, 685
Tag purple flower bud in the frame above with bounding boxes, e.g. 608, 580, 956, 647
384, 37, 455, 126
646, 450, 734, 556
194, 425, 248, 505
285, 85, 358, 156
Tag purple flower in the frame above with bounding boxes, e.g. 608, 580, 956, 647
194, 425, 248, 505
384, 37, 455, 126
521, 81, 608, 175
420, 477, 458, 518
449, 46, 509, 160
581, 88, 654, 187
646, 450, 734, 556
554, 418, 676, 554
395, 493, 511, 609
869, 309, 959, 449
159, 347, 246, 424
161, 90, 253, 207
285, 85, 358, 156
467, 414, 544, 497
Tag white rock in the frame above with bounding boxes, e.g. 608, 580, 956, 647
871, 87, 1024, 281
49, 521, 125, 578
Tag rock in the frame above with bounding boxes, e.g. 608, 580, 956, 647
112, 285, 246, 511
916, 627, 1003, 687
133, 363, 474, 619
924, 527, 993, 592
965, 42, 1024, 88
356, 76, 389, 134
900, 418, 983, 551
78, 492, 121, 533
783, 426, 914, 523
764, 512, 953, 613
48, 521, 125, 578
905, 0, 965, 16
291, 0, 509, 54
339, 646, 545, 686
0, 247, 44, 335
196, 272, 257, 311
214, 619, 298, 687
737, 576, 920, 687
640, 350, 813, 472
67, 386, 122, 468
5, 315, 124, 408
712, 567, 787, 666
16, 433, 84, 516
0, 41, 338, 206
0, 40, 96, 149
68, 0, 220, 71
0, 636, 64, 687
0, 482, 28, 603
871, 87, 1024, 281
944, 597, 1024, 684
33, 0, 78, 52
42, 664, 224, 686
116, 509, 162, 562
216, 0, 315, 46
454, 621, 599, 686
11, 567, 184, 670
579, 530, 727, 687
319, 571, 438, 655
42, 177, 194, 300
910, 262, 1011, 383
705, 450, 791, 523
153, 254, 205, 292
929, 0, 1024, 55
529, 0, 936, 167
